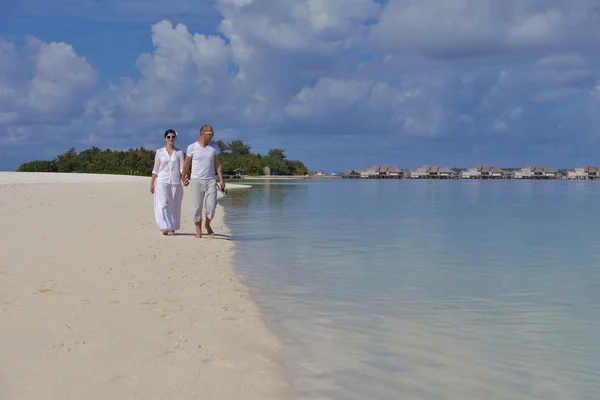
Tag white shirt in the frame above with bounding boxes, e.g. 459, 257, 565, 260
152, 147, 185, 184
186, 142, 220, 180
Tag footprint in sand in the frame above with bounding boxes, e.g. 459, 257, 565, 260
150, 307, 167, 317
50, 340, 87, 352
34, 287, 62, 295
141, 299, 179, 308
111, 374, 139, 387
204, 358, 236, 368
1, 297, 20, 306
1, 298, 20, 315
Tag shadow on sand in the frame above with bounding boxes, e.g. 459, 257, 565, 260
171, 232, 230, 240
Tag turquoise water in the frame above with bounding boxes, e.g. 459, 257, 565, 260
224, 179, 600, 400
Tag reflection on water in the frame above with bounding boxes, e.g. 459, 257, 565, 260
225, 180, 600, 400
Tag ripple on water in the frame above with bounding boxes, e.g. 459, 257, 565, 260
226, 180, 600, 400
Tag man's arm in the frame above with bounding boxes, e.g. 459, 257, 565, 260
181, 155, 192, 185
215, 154, 225, 190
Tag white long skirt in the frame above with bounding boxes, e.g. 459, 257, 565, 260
153, 183, 183, 231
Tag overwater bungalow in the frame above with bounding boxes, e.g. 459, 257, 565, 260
438, 167, 457, 179
566, 166, 600, 180
340, 164, 592, 180
351, 164, 402, 179
409, 167, 427, 179
409, 166, 457, 179
359, 165, 378, 178
460, 165, 509, 179
514, 166, 559, 179
343, 169, 361, 178
379, 164, 402, 178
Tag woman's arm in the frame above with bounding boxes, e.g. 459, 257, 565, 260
179, 150, 185, 178
150, 151, 160, 193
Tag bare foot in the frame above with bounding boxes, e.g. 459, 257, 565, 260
205, 220, 214, 235
194, 234, 202, 239
168, 230, 175, 236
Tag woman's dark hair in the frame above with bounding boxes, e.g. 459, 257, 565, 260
164, 129, 177, 138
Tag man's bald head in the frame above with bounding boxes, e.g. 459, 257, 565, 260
199, 124, 214, 144
200, 125, 213, 134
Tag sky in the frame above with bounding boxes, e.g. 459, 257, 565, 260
1, 0, 599, 172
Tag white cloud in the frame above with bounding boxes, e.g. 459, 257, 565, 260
293, 0, 381, 33
370, 0, 598, 58
509, 107, 524, 119
535, 68, 594, 86
532, 88, 578, 103
539, 53, 589, 69
491, 119, 508, 133
457, 114, 474, 124
85, 20, 233, 130
508, 10, 565, 44
2, 0, 600, 169
285, 78, 372, 119
26, 38, 98, 114
0, 36, 97, 130
591, 84, 600, 100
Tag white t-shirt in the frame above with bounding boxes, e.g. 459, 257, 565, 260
186, 141, 220, 180
152, 147, 184, 185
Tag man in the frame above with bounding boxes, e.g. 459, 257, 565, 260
181, 125, 225, 238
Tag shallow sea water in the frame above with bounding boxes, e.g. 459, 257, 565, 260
224, 179, 600, 400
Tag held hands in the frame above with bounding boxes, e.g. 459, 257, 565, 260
177, 177, 219, 188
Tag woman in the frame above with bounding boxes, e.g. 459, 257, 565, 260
150, 129, 185, 235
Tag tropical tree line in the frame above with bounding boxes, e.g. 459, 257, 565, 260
214, 140, 308, 176
16, 140, 309, 177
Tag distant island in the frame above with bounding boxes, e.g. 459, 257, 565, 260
16, 146, 599, 181
16, 140, 309, 178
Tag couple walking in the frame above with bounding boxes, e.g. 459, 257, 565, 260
150, 125, 225, 238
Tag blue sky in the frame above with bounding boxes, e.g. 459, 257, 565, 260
1, 0, 599, 172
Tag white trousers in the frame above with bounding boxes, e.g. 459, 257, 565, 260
190, 179, 217, 222
153, 183, 183, 231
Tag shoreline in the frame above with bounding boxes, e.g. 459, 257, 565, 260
0, 171, 255, 188
0, 172, 289, 399
242, 175, 340, 180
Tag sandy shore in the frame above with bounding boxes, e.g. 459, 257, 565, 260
0, 172, 288, 399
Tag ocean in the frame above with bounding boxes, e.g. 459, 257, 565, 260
224, 179, 600, 400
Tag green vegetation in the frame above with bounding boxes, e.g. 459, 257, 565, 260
215, 140, 308, 176
17, 147, 155, 176
16, 140, 309, 177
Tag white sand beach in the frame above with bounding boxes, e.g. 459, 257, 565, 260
0, 172, 288, 399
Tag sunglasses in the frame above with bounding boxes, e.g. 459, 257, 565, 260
166, 136, 176, 139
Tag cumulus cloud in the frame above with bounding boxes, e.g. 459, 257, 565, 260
0, 36, 97, 130
370, 0, 599, 59
2, 0, 600, 170
285, 77, 448, 137
88, 20, 233, 128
